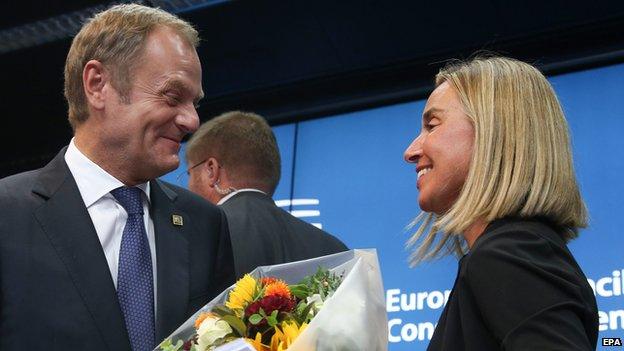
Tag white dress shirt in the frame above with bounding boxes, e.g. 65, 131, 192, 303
64, 139, 158, 310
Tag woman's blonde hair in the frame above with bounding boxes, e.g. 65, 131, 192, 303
408, 56, 587, 265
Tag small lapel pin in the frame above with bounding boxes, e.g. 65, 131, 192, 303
172, 214, 184, 226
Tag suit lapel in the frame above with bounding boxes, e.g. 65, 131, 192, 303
150, 180, 190, 342
32, 148, 130, 351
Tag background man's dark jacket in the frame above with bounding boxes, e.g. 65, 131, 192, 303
220, 191, 348, 277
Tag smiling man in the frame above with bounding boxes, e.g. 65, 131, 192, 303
0, 5, 234, 351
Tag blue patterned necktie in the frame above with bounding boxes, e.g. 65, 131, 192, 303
111, 186, 155, 351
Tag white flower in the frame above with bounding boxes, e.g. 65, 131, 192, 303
196, 315, 233, 351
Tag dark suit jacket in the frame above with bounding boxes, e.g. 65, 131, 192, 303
219, 191, 348, 278
0, 148, 235, 350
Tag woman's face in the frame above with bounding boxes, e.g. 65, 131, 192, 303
404, 81, 475, 214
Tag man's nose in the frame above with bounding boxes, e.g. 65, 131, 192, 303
177, 106, 200, 134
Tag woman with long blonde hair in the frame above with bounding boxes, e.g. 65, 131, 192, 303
404, 56, 598, 350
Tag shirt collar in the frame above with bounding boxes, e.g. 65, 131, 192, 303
64, 138, 150, 208
217, 188, 266, 205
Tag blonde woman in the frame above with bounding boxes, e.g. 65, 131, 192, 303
404, 56, 598, 350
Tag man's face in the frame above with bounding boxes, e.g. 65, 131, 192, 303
102, 26, 203, 182
187, 160, 211, 201
187, 158, 222, 205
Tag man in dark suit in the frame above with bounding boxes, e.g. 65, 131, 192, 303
0, 5, 234, 350
185, 111, 348, 278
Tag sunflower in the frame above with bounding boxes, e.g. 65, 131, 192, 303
270, 321, 308, 351
226, 274, 258, 311
245, 332, 269, 351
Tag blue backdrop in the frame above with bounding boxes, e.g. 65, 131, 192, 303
161, 63, 624, 350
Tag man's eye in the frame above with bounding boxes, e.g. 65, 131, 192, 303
165, 93, 181, 104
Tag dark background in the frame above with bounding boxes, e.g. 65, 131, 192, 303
2, 0, 624, 177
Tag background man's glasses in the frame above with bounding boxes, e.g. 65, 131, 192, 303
176, 159, 206, 184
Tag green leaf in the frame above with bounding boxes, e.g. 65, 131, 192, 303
319, 286, 326, 300
212, 305, 235, 317
258, 308, 267, 318
253, 286, 266, 301
289, 284, 310, 299
294, 301, 315, 325
249, 313, 263, 325
295, 300, 307, 313
296, 266, 343, 300
158, 339, 172, 349
266, 313, 278, 327
221, 315, 247, 336
158, 338, 184, 351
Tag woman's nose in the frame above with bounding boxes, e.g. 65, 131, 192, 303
403, 135, 423, 163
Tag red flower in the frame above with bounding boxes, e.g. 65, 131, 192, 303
245, 295, 296, 318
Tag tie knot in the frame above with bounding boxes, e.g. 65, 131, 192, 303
111, 186, 144, 215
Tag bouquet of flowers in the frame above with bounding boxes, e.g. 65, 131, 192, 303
156, 249, 387, 351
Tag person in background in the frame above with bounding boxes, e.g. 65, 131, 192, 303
0, 4, 234, 350
403, 56, 598, 350
185, 111, 348, 278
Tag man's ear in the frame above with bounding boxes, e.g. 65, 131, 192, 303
205, 157, 220, 186
83, 60, 108, 110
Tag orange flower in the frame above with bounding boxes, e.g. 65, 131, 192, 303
260, 277, 278, 286
264, 280, 291, 299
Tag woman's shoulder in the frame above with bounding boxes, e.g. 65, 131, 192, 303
457, 218, 598, 348
468, 217, 567, 257
461, 216, 588, 291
